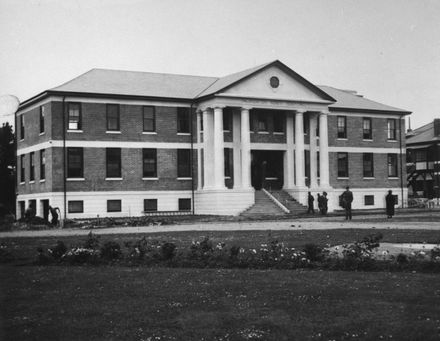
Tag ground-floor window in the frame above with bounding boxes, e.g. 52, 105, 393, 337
178, 198, 191, 211
107, 200, 121, 212
144, 199, 157, 212
364, 195, 375, 206
68, 201, 84, 213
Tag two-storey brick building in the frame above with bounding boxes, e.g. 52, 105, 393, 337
16, 60, 410, 219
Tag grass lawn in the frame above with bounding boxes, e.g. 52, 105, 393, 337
1, 266, 440, 340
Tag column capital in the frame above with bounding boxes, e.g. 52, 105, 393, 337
319, 110, 330, 116
213, 105, 226, 110
241, 106, 253, 111
295, 109, 307, 114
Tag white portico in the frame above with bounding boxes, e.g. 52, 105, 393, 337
193, 62, 335, 215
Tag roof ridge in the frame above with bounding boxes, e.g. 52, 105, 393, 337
87, 67, 219, 80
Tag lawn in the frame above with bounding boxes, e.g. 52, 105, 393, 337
1, 266, 440, 340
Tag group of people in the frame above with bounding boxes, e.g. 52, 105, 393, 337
307, 191, 328, 215
308, 186, 397, 220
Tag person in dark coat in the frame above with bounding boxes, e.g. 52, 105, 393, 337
342, 186, 353, 220
385, 190, 395, 218
322, 192, 328, 215
307, 192, 315, 214
317, 193, 323, 214
49, 206, 60, 226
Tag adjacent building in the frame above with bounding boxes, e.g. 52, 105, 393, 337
16, 60, 410, 219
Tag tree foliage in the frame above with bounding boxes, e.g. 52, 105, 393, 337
0, 122, 15, 215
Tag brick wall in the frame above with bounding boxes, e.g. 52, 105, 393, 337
17, 102, 52, 148
17, 147, 54, 195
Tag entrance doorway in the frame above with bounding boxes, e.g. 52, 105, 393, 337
41, 200, 50, 221
251, 150, 284, 190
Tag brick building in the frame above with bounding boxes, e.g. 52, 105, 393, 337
16, 60, 410, 219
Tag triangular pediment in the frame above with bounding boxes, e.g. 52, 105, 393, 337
214, 61, 335, 103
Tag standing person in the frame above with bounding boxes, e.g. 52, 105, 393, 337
307, 192, 315, 214
317, 193, 323, 214
385, 190, 396, 218
342, 186, 353, 220
49, 206, 60, 227
322, 192, 328, 215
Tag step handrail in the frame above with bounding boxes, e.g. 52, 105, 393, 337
261, 188, 290, 213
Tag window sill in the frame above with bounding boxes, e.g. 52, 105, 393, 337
177, 132, 191, 136
67, 130, 83, 133
273, 132, 285, 135
19, 139, 24, 142
257, 131, 269, 134
223, 130, 231, 133
142, 131, 157, 135
106, 131, 121, 134
29, 180, 35, 184
265, 177, 278, 180
224, 176, 231, 179
142, 177, 158, 180
388, 177, 399, 179
19, 182, 25, 185
106, 177, 123, 181
363, 139, 373, 142
39, 132, 45, 136
363, 177, 375, 180
40, 179, 46, 183
67, 178, 85, 181
177, 177, 192, 180
337, 177, 349, 180
387, 139, 398, 142
337, 138, 348, 141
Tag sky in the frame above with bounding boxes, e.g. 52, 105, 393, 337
0, 0, 439, 130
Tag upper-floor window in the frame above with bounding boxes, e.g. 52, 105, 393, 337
106, 148, 121, 178
177, 108, 190, 133
67, 147, 83, 178
337, 152, 348, 177
177, 149, 191, 178
68, 103, 81, 130
387, 119, 397, 140
337, 116, 347, 139
19, 115, 24, 140
388, 154, 398, 177
363, 118, 372, 140
30, 152, 35, 181
258, 112, 268, 132
363, 153, 374, 177
273, 113, 284, 133
143, 148, 157, 178
250, 112, 256, 131
223, 109, 232, 132
106, 104, 120, 131
40, 106, 45, 134
20, 155, 25, 182
303, 116, 309, 135
143, 106, 155, 132
40, 149, 45, 180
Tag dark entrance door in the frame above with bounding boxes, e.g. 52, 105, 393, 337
251, 150, 284, 190
42, 200, 50, 221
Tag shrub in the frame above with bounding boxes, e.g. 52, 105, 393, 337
0, 244, 14, 263
35, 247, 51, 265
83, 232, 100, 249
230, 245, 241, 258
431, 247, 440, 261
396, 253, 409, 264
100, 241, 122, 261
161, 242, 176, 260
62, 247, 100, 264
303, 243, 325, 262
48, 241, 67, 260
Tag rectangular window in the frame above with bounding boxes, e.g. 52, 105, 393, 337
249, 112, 256, 131
303, 116, 309, 135
20, 155, 25, 182
416, 150, 427, 162
388, 154, 398, 177
144, 199, 158, 212
363, 153, 374, 177
258, 113, 268, 132
177, 107, 190, 133
224, 148, 233, 178
177, 149, 191, 178
106, 104, 120, 131
68, 201, 83, 213
19, 115, 24, 140
40, 106, 45, 134
30, 152, 35, 181
337, 152, 349, 177
178, 198, 191, 211
364, 195, 375, 206
68, 103, 81, 130
387, 119, 396, 140
106, 148, 121, 178
19, 201, 25, 219
40, 149, 45, 180
143, 149, 157, 178
67, 148, 83, 178
363, 118, 372, 140
273, 113, 284, 133
337, 116, 347, 139
107, 200, 121, 212
143, 106, 156, 132
223, 108, 232, 131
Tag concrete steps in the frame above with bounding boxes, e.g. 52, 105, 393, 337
241, 190, 286, 216
268, 190, 308, 215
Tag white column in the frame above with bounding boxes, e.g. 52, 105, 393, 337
232, 110, 242, 188
309, 113, 318, 188
241, 107, 252, 188
295, 110, 306, 187
213, 106, 226, 189
319, 111, 330, 187
202, 108, 214, 189
196, 110, 202, 190
283, 111, 295, 189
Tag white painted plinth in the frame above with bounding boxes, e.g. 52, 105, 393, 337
195, 188, 255, 215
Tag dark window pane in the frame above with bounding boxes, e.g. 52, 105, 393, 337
68, 103, 81, 130
107, 200, 121, 212
337, 152, 348, 177
68, 201, 83, 213
178, 198, 191, 211
273, 112, 284, 133
224, 148, 233, 178
40, 149, 45, 180
363, 153, 374, 177
363, 118, 372, 139
337, 116, 346, 139
106, 104, 120, 131
143, 149, 157, 177
223, 109, 232, 131
20, 115, 24, 139
106, 148, 121, 178
143, 106, 155, 132
388, 154, 398, 177
258, 113, 268, 132
144, 199, 157, 212
40, 106, 45, 133
364, 195, 374, 206
67, 148, 83, 178
177, 108, 190, 133
30, 152, 35, 181
387, 119, 396, 140
20, 155, 25, 182
177, 149, 191, 177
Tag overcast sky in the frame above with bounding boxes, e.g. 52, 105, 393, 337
1, 0, 439, 129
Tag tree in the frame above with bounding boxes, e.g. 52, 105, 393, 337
0, 122, 15, 216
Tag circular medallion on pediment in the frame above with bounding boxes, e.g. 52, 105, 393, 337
270, 76, 280, 88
